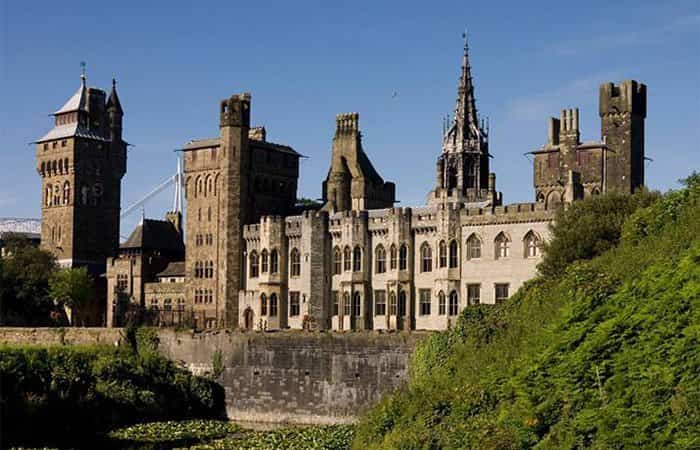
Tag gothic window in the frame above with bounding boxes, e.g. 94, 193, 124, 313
333, 247, 341, 275
449, 291, 459, 316
343, 246, 351, 272
80, 185, 89, 206
58, 159, 63, 174
419, 289, 431, 315
261, 249, 268, 273
270, 249, 279, 274
196, 176, 203, 197
420, 242, 432, 272
332, 291, 339, 316
46, 185, 52, 206
374, 291, 386, 316
269, 294, 278, 317
390, 244, 397, 270
524, 231, 540, 258
398, 290, 406, 317
399, 244, 408, 271
260, 293, 267, 315
290, 248, 301, 277
439, 240, 447, 268
536, 192, 545, 203
449, 240, 459, 268
495, 283, 509, 304
249, 251, 259, 278
206, 175, 213, 195
375, 245, 386, 274
438, 291, 446, 315
164, 298, 172, 311
344, 293, 351, 316
466, 159, 476, 189
389, 293, 397, 316
495, 232, 511, 259
62, 181, 70, 205
207, 261, 215, 278
353, 246, 362, 272
64, 158, 69, 172
467, 284, 481, 305
289, 291, 300, 316
352, 292, 361, 317
53, 183, 60, 206
466, 234, 482, 259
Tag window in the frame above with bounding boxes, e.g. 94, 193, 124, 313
439, 241, 447, 268
289, 291, 300, 316
495, 233, 511, 259
343, 293, 351, 316
63, 181, 70, 205
269, 294, 278, 317
495, 283, 509, 304
449, 240, 458, 268
249, 251, 259, 278
352, 292, 361, 317
343, 246, 351, 272
194, 261, 202, 278
290, 248, 301, 277
398, 290, 406, 317
333, 247, 342, 275
53, 183, 60, 206
260, 293, 267, 315
390, 245, 397, 270
164, 298, 172, 311
524, 231, 539, 258
399, 244, 408, 271
438, 291, 446, 315
419, 289, 431, 315
420, 243, 432, 272
46, 185, 52, 206
261, 249, 268, 273
151, 299, 159, 310
332, 291, 339, 316
449, 291, 459, 316
466, 234, 481, 259
270, 249, 278, 274
353, 246, 362, 272
375, 245, 386, 274
116, 274, 128, 291
374, 291, 386, 316
467, 284, 481, 305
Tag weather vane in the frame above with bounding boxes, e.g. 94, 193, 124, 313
80, 61, 86, 79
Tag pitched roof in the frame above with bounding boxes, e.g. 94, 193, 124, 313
106, 79, 123, 113
54, 81, 87, 115
120, 219, 184, 253
36, 123, 110, 143
156, 261, 185, 278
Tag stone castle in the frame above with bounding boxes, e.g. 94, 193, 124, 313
35, 36, 647, 330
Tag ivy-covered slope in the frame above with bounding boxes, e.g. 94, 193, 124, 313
354, 177, 700, 450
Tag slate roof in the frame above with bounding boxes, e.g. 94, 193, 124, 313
36, 123, 110, 143
156, 261, 185, 278
120, 219, 184, 253
54, 83, 87, 115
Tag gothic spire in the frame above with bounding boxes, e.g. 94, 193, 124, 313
455, 31, 480, 144
106, 77, 123, 113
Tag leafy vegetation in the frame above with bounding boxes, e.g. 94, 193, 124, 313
354, 177, 700, 449
108, 419, 240, 446
0, 338, 225, 448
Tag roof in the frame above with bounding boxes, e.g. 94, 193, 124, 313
106, 79, 123, 113
183, 136, 301, 157
120, 219, 184, 253
36, 123, 110, 143
156, 261, 185, 278
54, 81, 87, 115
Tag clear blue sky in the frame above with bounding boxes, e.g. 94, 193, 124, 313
1, 0, 698, 236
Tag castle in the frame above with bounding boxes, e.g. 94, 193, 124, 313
35, 36, 647, 330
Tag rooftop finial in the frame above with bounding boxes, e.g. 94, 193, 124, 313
112, 77, 117, 89
80, 61, 87, 87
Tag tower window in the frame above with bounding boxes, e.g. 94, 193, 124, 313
333, 247, 341, 275
261, 249, 268, 273
495, 233, 511, 259
289, 291, 300, 316
375, 245, 386, 274
419, 289, 431, 315
420, 243, 432, 272
269, 294, 278, 317
270, 249, 279, 274
399, 244, 408, 271
249, 251, 259, 278
439, 240, 447, 268
449, 291, 459, 316
343, 246, 351, 272
374, 290, 386, 316
290, 248, 301, 277
495, 283, 509, 304
353, 246, 362, 272
438, 291, 446, 315
449, 240, 459, 268
260, 293, 267, 315
390, 244, 397, 270
332, 291, 339, 316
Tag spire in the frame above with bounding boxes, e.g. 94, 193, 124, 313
106, 77, 123, 113
454, 31, 480, 144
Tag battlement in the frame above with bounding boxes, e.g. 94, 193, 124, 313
335, 112, 360, 135
559, 108, 580, 135
220, 93, 251, 128
599, 80, 646, 118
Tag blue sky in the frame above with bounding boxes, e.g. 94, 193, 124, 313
1, 0, 698, 236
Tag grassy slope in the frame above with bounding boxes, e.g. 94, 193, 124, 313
354, 182, 700, 450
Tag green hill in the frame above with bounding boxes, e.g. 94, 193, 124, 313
354, 175, 700, 450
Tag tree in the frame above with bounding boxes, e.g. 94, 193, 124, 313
0, 234, 57, 325
49, 267, 94, 325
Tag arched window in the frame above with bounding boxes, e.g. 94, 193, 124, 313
353, 246, 362, 272
40, 161, 46, 176
53, 183, 60, 206
399, 244, 408, 271
375, 245, 386, 274
352, 292, 361, 317
536, 192, 545, 203
206, 175, 213, 196
449, 240, 458, 268
269, 294, 278, 317
398, 290, 406, 317
194, 261, 202, 278
449, 291, 459, 316
466, 234, 482, 260
438, 240, 447, 268
58, 159, 63, 174
495, 232, 511, 259
333, 247, 342, 275
438, 291, 446, 315
389, 292, 397, 316
46, 184, 52, 206
343, 293, 351, 316
343, 246, 351, 272
420, 243, 432, 272
260, 293, 267, 315
290, 248, 301, 277
64, 158, 69, 173
196, 176, 203, 197
390, 244, 397, 270
270, 249, 279, 274
261, 249, 269, 273
523, 231, 540, 258
63, 181, 70, 205
249, 251, 259, 278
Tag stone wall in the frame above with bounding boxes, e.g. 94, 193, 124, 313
0, 327, 425, 425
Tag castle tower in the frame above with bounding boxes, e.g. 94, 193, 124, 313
599, 80, 646, 193
36, 72, 127, 273
431, 33, 499, 206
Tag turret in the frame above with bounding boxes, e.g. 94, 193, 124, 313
106, 78, 123, 142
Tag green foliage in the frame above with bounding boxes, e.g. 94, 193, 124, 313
354, 178, 700, 450
212, 349, 224, 379
0, 344, 225, 448
109, 419, 239, 445
0, 234, 58, 325
48, 266, 94, 309
538, 190, 659, 277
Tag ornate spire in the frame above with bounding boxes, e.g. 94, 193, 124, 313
454, 31, 480, 145
106, 77, 123, 113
